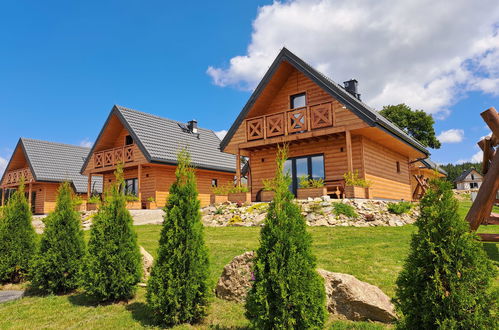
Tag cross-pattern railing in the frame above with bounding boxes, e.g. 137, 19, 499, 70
4, 167, 32, 185
246, 101, 333, 141
94, 145, 135, 169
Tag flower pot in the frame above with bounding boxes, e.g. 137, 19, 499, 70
126, 201, 141, 209
145, 201, 157, 209
74, 203, 86, 212
296, 187, 327, 199
86, 203, 99, 211
228, 192, 251, 203
210, 194, 228, 205
260, 190, 275, 202
344, 186, 369, 199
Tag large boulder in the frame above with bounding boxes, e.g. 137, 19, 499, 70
215, 252, 397, 323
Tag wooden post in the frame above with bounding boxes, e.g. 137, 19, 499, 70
28, 182, 32, 207
482, 137, 492, 175
138, 164, 142, 204
345, 130, 353, 173
1, 187, 4, 206
87, 173, 92, 197
481, 107, 499, 137
236, 149, 241, 186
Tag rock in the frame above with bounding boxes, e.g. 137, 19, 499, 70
318, 269, 397, 323
215, 252, 397, 323
215, 251, 255, 303
140, 246, 154, 279
0, 290, 24, 304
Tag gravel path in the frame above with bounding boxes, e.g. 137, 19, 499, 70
0, 291, 24, 304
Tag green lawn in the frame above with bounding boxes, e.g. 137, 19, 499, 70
0, 202, 497, 329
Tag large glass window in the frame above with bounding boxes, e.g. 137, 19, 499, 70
290, 93, 306, 109
124, 178, 138, 196
282, 154, 325, 195
311, 155, 325, 179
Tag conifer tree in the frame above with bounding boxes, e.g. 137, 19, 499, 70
83, 164, 141, 301
0, 181, 37, 283
245, 145, 326, 329
30, 182, 85, 294
394, 179, 497, 329
146, 149, 210, 326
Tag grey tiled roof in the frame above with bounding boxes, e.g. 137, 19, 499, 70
420, 158, 447, 175
20, 138, 102, 193
454, 168, 481, 183
114, 106, 236, 172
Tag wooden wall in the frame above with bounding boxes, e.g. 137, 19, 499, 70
363, 138, 412, 201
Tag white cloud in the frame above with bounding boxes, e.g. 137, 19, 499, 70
456, 149, 483, 164
79, 138, 93, 148
0, 157, 7, 177
437, 129, 464, 143
207, 0, 499, 116
214, 130, 228, 140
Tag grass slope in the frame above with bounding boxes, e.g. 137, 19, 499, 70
0, 202, 497, 329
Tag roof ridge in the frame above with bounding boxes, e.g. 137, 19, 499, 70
21, 137, 91, 150
115, 105, 216, 133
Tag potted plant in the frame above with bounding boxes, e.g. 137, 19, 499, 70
86, 194, 101, 211
296, 176, 327, 199
228, 185, 251, 203
210, 184, 229, 204
73, 195, 85, 212
125, 193, 141, 209
343, 170, 372, 199
260, 178, 276, 202
145, 196, 157, 209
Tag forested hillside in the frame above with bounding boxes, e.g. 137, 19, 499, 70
439, 162, 482, 187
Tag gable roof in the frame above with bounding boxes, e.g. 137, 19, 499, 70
2, 138, 102, 194
454, 168, 482, 183
420, 158, 447, 175
81, 105, 236, 173
220, 47, 429, 156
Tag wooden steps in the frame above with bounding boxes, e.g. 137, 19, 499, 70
477, 233, 499, 242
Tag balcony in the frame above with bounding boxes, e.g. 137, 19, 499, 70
94, 144, 136, 169
4, 167, 32, 185
246, 101, 333, 142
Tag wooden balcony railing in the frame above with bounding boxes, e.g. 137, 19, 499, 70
94, 145, 136, 169
4, 167, 32, 185
246, 101, 333, 141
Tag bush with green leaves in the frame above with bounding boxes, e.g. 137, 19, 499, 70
0, 182, 37, 283
299, 175, 325, 188
228, 185, 249, 193
245, 145, 326, 329
332, 202, 358, 218
146, 149, 210, 326
83, 165, 142, 301
387, 201, 413, 215
394, 179, 497, 329
343, 170, 372, 188
30, 182, 86, 294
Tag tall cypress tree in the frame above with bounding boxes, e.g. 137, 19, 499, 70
30, 182, 86, 294
146, 149, 210, 326
0, 182, 37, 283
245, 145, 326, 329
394, 179, 497, 329
83, 164, 141, 301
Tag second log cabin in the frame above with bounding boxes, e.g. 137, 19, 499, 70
221, 48, 431, 201
81, 105, 236, 208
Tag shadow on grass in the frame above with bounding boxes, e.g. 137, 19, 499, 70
483, 242, 499, 265
125, 302, 157, 327
68, 292, 114, 307
208, 326, 249, 330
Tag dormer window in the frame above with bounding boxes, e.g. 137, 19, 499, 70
125, 135, 134, 146
290, 93, 306, 109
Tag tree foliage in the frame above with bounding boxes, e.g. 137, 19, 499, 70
245, 145, 326, 329
146, 149, 210, 326
30, 182, 86, 294
380, 104, 441, 149
83, 164, 142, 301
394, 179, 497, 329
0, 182, 37, 283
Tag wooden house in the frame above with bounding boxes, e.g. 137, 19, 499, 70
454, 168, 483, 190
410, 158, 446, 200
0, 138, 102, 214
81, 105, 236, 208
221, 48, 430, 201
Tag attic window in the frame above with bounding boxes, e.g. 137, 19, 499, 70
125, 135, 134, 145
290, 93, 306, 109
471, 173, 475, 180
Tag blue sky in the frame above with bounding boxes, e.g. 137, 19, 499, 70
1, 0, 498, 174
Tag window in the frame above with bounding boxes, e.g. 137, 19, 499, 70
470, 182, 478, 189
471, 173, 475, 181
396, 161, 401, 173
125, 135, 134, 146
290, 93, 306, 109
283, 154, 325, 195
124, 178, 138, 196
211, 179, 218, 187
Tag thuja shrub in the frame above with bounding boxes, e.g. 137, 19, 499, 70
83, 164, 142, 301
147, 149, 210, 326
0, 182, 37, 283
30, 182, 86, 294
394, 179, 497, 329
245, 145, 326, 329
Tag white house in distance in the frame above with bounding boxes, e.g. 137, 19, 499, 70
454, 168, 483, 190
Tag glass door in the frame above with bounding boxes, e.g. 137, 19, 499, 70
283, 154, 325, 196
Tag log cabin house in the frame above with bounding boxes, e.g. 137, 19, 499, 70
81, 105, 236, 208
410, 158, 447, 200
454, 168, 483, 190
0, 138, 102, 214
221, 48, 431, 202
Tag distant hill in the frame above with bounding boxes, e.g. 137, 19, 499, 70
439, 162, 483, 187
